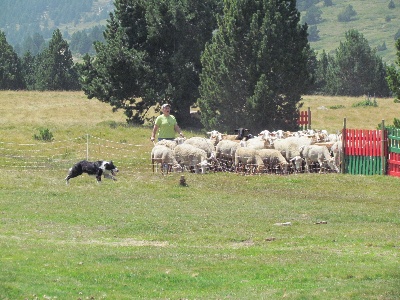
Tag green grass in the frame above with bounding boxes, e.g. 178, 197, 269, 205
1, 171, 399, 299
1, 91, 400, 299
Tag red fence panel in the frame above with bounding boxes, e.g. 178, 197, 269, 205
297, 111, 309, 125
344, 129, 382, 157
388, 152, 400, 177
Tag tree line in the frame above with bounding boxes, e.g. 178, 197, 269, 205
1, 0, 400, 132
13, 26, 106, 58
1, 29, 79, 91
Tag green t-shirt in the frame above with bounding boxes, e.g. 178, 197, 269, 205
155, 114, 177, 139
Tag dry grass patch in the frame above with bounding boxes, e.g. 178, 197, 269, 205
0, 90, 126, 126
2, 91, 398, 134
301, 95, 399, 132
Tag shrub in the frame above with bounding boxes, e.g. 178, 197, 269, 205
329, 104, 345, 109
33, 128, 54, 141
352, 97, 378, 108
108, 121, 118, 129
378, 117, 400, 129
308, 25, 320, 42
394, 29, 400, 41
303, 5, 323, 25
377, 42, 387, 51
338, 4, 357, 22
394, 117, 400, 128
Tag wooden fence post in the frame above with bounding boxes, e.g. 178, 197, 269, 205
341, 118, 346, 174
86, 133, 89, 161
307, 107, 311, 130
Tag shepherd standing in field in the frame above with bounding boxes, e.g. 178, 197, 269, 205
151, 103, 184, 142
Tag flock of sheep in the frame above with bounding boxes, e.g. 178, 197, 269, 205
151, 128, 343, 175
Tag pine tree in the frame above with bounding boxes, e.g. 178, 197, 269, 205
78, 0, 151, 124
198, 0, 312, 132
21, 51, 36, 90
386, 39, 400, 101
314, 50, 330, 93
34, 29, 79, 90
0, 31, 24, 89
324, 29, 390, 96
70, 31, 92, 54
78, 0, 220, 125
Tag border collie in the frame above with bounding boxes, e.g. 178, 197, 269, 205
65, 160, 119, 184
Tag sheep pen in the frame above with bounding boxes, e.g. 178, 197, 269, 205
152, 129, 342, 175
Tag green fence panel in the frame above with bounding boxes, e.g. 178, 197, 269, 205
345, 156, 382, 175
387, 128, 400, 154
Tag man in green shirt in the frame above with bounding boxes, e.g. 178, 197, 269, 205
151, 103, 184, 142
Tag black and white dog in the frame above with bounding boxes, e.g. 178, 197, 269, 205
65, 160, 119, 184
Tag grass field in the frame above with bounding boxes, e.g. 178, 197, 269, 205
0, 91, 399, 299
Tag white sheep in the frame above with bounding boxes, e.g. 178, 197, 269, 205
259, 129, 287, 140
244, 136, 272, 150
300, 144, 339, 173
273, 130, 288, 139
207, 130, 224, 146
330, 140, 343, 170
290, 155, 305, 173
258, 130, 271, 139
327, 133, 342, 143
155, 137, 186, 149
151, 145, 182, 174
215, 139, 241, 169
174, 143, 210, 174
234, 146, 264, 173
208, 129, 239, 141
257, 148, 289, 173
272, 136, 314, 160
207, 130, 221, 138
184, 136, 215, 156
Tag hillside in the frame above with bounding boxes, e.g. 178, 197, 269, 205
0, 0, 113, 46
305, 0, 400, 65
0, 0, 399, 64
